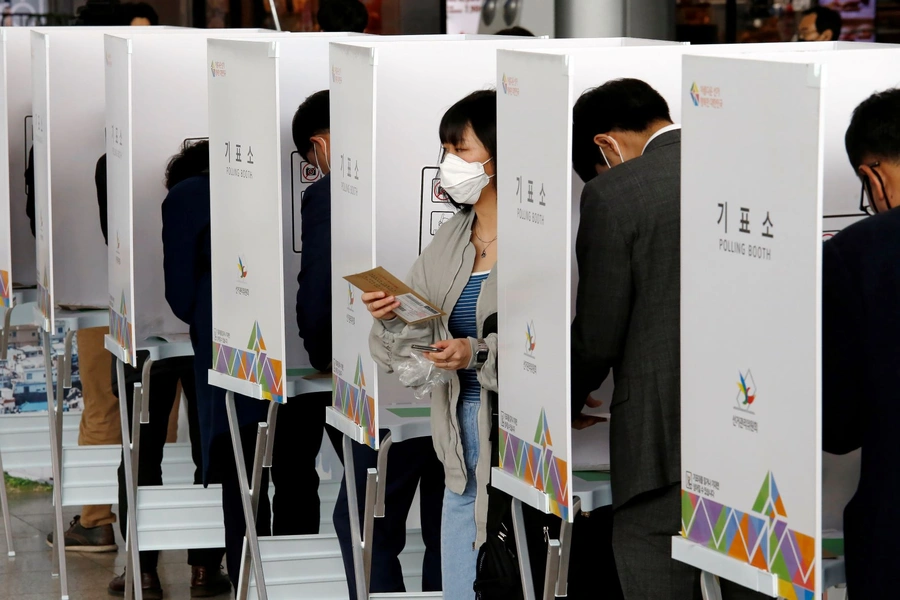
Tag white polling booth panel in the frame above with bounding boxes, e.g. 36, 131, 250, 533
207, 37, 288, 403
677, 48, 900, 599
206, 33, 367, 399
329, 37, 682, 450
678, 54, 824, 600
30, 27, 176, 331
4, 27, 37, 289
104, 30, 290, 366
5, 26, 237, 295
205, 35, 470, 403
493, 41, 889, 523
0, 30, 12, 306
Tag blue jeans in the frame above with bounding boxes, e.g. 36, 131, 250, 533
441, 400, 480, 600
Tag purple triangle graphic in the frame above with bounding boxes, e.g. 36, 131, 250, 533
688, 501, 713, 544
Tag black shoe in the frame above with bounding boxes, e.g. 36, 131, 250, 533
108, 570, 164, 599
46, 515, 118, 553
191, 565, 232, 597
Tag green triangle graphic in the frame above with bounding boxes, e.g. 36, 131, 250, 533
752, 472, 770, 513
534, 409, 545, 445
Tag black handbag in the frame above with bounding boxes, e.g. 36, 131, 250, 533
473, 314, 525, 600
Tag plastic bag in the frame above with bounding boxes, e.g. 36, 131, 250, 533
397, 351, 449, 400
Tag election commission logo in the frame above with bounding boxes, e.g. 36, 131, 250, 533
735, 370, 756, 412
237, 256, 248, 279
525, 321, 536, 358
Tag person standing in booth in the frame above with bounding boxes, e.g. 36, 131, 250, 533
363, 90, 498, 599
103, 146, 229, 599
293, 90, 444, 597
822, 88, 900, 598
569, 79, 766, 600
796, 6, 843, 42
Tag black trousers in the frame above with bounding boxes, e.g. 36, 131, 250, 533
115, 353, 225, 572
214, 391, 343, 592
523, 504, 624, 600
334, 434, 444, 598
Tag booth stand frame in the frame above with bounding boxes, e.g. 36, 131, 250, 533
109, 336, 196, 600
32, 307, 108, 600
325, 406, 438, 600
0, 288, 39, 557
213, 371, 333, 600
491, 468, 612, 600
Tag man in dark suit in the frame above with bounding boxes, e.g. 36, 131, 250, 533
822, 88, 900, 598
570, 79, 764, 600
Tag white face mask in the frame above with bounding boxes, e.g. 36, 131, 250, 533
311, 137, 330, 174
439, 153, 494, 206
599, 136, 624, 169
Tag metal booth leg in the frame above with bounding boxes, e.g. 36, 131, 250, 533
0, 434, 13, 556
343, 435, 373, 600
0, 302, 15, 556
553, 498, 580, 598
236, 400, 279, 600
700, 571, 724, 600
43, 329, 69, 599
512, 498, 537, 600
116, 358, 144, 600
542, 537, 561, 600
225, 391, 269, 600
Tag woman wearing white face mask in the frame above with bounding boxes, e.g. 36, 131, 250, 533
362, 90, 498, 599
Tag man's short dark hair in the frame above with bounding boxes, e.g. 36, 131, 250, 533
317, 0, 369, 33
165, 140, 209, 191
572, 78, 672, 182
292, 90, 330, 158
496, 26, 534, 36
845, 88, 900, 169
803, 6, 843, 39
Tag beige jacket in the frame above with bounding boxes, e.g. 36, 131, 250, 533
369, 209, 498, 547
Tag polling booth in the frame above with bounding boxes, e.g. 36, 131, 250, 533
102, 29, 299, 600
674, 48, 900, 600
493, 41, 891, 597
329, 37, 680, 451
104, 29, 285, 366
28, 26, 223, 600
327, 36, 687, 600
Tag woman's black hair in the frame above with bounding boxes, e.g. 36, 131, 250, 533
123, 2, 160, 25
165, 140, 209, 191
439, 89, 497, 210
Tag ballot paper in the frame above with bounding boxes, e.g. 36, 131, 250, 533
572, 419, 611, 472
345, 267, 445, 325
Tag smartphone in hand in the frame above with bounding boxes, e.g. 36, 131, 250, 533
411, 344, 442, 353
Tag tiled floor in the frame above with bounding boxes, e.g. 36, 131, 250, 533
1, 490, 232, 600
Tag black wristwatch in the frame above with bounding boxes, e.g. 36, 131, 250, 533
474, 339, 489, 368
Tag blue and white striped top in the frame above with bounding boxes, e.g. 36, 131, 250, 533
448, 271, 489, 404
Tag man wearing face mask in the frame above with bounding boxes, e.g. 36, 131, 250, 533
570, 79, 766, 600
821, 88, 900, 598
292, 91, 444, 598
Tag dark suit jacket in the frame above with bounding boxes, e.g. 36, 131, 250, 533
571, 130, 681, 509
822, 208, 900, 597
96, 154, 108, 245
296, 173, 332, 372
161, 174, 266, 480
